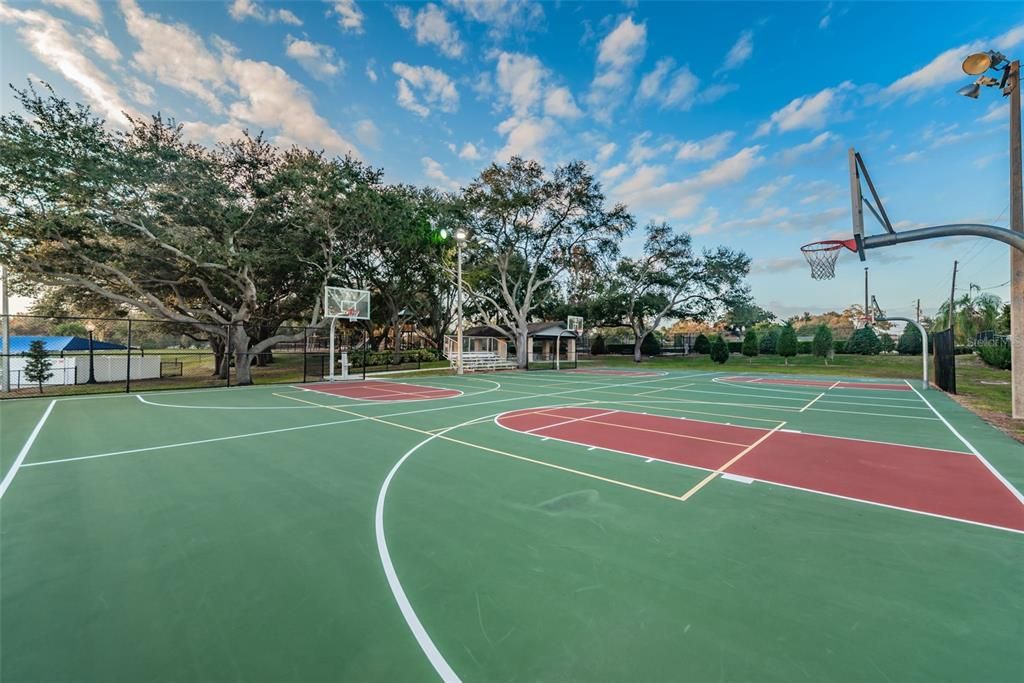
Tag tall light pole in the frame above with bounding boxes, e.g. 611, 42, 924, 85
1, 265, 9, 394
454, 228, 467, 376
959, 50, 1022, 417
84, 321, 97, 384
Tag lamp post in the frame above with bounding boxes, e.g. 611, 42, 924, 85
958, 50, 1022, 417
84, 321, 97, 384
454, 228, 467, 376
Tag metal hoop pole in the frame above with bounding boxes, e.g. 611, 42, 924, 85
328, 317, 337, 382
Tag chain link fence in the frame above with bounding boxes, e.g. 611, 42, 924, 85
1, 315, 442, 399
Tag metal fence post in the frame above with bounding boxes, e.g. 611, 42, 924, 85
302, 327, 308, 383
362, 328, 367, 380
226, 324, 233, 387
125, 319, 133, 393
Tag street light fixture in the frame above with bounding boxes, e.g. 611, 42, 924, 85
453, 228, 467, 376
956, 49, 1023, 417
84, 321, 97, 384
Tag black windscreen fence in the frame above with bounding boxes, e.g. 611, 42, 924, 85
932, 329, 956, 394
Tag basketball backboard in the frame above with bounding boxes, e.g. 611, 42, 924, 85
324, 286, 370, 321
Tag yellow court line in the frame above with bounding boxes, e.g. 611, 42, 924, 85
678, 421, 788, 502
273, 392, 682, 503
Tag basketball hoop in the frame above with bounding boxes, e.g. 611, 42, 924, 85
800, 239, 858, 280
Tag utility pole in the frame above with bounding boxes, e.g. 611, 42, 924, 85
864, 267, 869, 325
1008, 60, 1024, 418
916, 298, 921, 323
949, 260, 959, 339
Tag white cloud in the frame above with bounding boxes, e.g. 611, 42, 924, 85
285, 35, 344, 80
392, 62, 459, 116
494, 51, 547, 115
354, 119, 379, 148
222, 53, 360, 156
601, 162, 628, 181
423, 156, 461, 190
588, 15, 646, 120
780, 131, 836, 162
328, 0, 365, 33
394, 3, 464, 58
628, 131, 675, 165
228, 0, 301, 25
748, 176, 793, 208
895, 150, 924, 164
676, 131, 734, 162
42, 0, 101, 24
120, 0, 228, 113
754, 82, 853, 137
883, 25, 1024, 100
495, 116, 556, 161
83, 29, 120, 62
636, 58, 699, 109
365, 59, 378, 82
610, 146, 765, 220
543, 86, 582, 119
595, 141, 617, 163
719, 30, 752, 72
458, 142, 481, 160
0, 5, 132, 125
128, 77, 155, 106
444, 0, 544, 37
979, 102, 1008, 124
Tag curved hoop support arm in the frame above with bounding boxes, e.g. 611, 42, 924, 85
874, 316, 928, 391
863, 224, 1024, 252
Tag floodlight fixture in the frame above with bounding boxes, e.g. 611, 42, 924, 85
962, 51, 1009, 76
454, 228, 467, 243
957, 83, 981, 99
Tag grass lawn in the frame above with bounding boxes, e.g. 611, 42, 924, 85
587, 352, 1023, 441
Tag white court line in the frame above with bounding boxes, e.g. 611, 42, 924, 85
904, 380, 1024, 505
22, 378, 647, 468
524, 409, 620, 434
828, 380, 841, 390
800, 392, 826, 413
376, 412, 506, 683
0, 400, 56, 499
136, 395, 318, 410
710, 376, 923, 401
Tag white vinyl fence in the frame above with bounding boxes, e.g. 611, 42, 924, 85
5, 355, 161, 388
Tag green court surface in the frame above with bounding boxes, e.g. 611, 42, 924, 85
2, 370, 1022, 682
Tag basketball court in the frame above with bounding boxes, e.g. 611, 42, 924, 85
2, 369, 1022, 681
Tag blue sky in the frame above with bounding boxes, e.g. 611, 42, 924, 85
2, 0, 1022, 322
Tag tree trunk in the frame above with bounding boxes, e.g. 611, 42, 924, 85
391, 314, 402, 364
211, 336, 227, 379
232, 325, 254, 385
633, 336, 643, 363
516, 329, 530, 369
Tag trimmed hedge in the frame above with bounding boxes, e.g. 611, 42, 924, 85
351, 348, 438, 367
976, 341, 1011, 369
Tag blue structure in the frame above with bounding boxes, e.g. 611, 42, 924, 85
0, 336, 127, 354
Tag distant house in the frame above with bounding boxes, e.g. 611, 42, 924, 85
1, 336, 127, 354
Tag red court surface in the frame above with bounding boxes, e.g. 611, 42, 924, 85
566, 368, 666, 378
496, 407, 1024, 532
301, 380, 462, 401
720, 376, 910, 391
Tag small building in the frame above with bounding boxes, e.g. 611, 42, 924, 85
463, 322, 579, 362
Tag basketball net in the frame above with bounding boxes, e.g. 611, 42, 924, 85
801, 239, 858, 280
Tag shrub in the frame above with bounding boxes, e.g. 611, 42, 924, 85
710, 335, 730, 364
590, 334, 606, 355
811, 324, 833, 360
693, 333, 711, 354
741, 329, 758, 358
640, 333, 661, 356
879, 333, 895, 353
23, 340, 54, 393
976, 340, 1011, 369
777, 323, 797, 363
833, 340, 847, 354
897, 324, 923, 355
759, 328, 779, 354
847, 327, 882, 355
